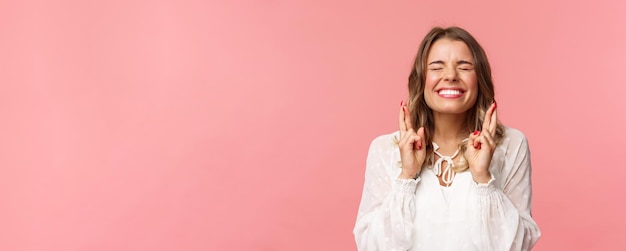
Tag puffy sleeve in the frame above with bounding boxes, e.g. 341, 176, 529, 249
353, 134, 419, 251
468, 129, 541, 250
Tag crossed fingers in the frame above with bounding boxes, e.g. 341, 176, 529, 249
398, 101, 423, 150
471, 102, 497, 149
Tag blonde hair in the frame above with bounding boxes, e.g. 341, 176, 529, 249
406, 26, 504, 172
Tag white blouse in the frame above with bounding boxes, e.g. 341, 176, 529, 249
353, 127, 541, 251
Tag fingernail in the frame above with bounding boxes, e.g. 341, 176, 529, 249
400, 100, 404, 106
473, 130, 480, 135
494, 101, 497, 109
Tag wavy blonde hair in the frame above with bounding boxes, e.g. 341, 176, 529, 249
407, 26, 504, 172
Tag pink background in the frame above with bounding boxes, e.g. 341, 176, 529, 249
1, 0, 625, 250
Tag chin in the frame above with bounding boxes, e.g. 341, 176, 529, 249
440, 109, 469, 115
432, 105, 472, 115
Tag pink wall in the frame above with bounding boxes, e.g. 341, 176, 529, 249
1, 0, 625, 250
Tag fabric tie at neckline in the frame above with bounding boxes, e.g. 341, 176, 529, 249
432, 139, 468, 187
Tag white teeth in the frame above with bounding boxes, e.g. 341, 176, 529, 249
438, 89, 462, 95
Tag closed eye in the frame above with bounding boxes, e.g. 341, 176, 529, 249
457, 60, 474, 70
428, 60, 444, 71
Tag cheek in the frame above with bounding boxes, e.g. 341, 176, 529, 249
466, 77, 479, 103
462, 74, 478, 92
423, 74, 437, 98
424, 72, 439, 89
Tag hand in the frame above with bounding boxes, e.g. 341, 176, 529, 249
464, 102, 497, 183
398, 101, 426, 179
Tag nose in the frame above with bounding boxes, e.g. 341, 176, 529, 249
443, 67, 458, 82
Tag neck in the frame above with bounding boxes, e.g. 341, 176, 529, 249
432, 112, 468, 145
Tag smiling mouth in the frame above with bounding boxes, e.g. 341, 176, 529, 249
437, 89, 465, 98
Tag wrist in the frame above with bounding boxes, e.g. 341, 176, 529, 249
472, 171, 492, 184
399, 169, 420, 180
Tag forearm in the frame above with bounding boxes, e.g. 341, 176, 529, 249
469, 181, 540, 251
354, 177, 419, 250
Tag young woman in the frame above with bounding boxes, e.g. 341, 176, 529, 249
353, 27, 541, 251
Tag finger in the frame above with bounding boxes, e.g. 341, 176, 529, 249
489, 108, 497, 135
400, 128, 418, 150
399, 127, 415, 143
467, 130, 480, 149
470, 136, 482, 149
416, 127, 425, 150
468, 130, 482, 149
482, 102, 495, 132
404, 103, 414, 131
473, 133, 494, 153
481, 129, 496, 147
398, 101, 407, 137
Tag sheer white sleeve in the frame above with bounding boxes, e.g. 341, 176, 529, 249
468, 129, 541, 250
353, 134, 419, 251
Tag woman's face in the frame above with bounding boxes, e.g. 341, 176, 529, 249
423, 38, 478, 116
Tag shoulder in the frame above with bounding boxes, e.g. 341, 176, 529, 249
368, 131, 400, 151
502, 126, 529, 146
365, 131, 401, 172
503, 126, 527, 141
365, 131, 400, 163
500, 126, 531, 156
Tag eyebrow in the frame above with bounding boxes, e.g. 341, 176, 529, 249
428, 60, 474, 65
